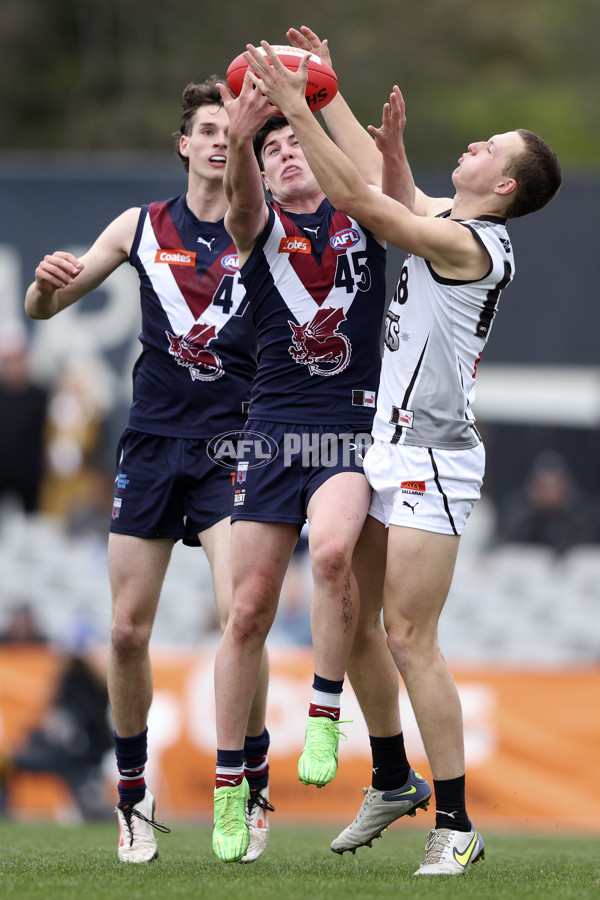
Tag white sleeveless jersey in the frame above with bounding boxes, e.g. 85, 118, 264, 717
374, 214, 514, 449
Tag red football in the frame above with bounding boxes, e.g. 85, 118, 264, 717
226, 45, 338, 114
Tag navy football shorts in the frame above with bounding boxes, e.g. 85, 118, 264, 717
230, 419, 372, 526
109, 429, 235, 544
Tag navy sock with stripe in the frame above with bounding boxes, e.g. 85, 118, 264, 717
309, 674, 344, 721
216, 748, 245, 789
244, 728, 270, 790
114, 728, 147, 807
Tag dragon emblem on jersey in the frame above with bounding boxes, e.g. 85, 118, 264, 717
166, 322, 224, 381
288, 307, 351, 377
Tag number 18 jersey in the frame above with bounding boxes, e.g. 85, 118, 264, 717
374, 213, 514, 450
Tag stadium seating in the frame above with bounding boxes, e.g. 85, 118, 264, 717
1, 507, 599, 664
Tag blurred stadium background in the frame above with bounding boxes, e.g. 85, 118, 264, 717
0, 1, 599, 832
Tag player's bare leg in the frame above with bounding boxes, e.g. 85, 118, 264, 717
382, 526, 481, 875
331, 515, 431, 854
108, 534, 173, 862
201, 516, 270, 736
307, 472, 370, 681
383, 526, 463, 780
201, 516, 272, 862
212, 520, 297, 862
108, 534, 172, 737
215, 520, 297, 749
347, 515, 400, 736
297, 473, 370, 787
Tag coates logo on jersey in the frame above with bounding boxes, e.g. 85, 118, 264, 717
330, 228, 360, 250
288, 307, 351, 377
279, 236, 312, 254
166, 321, 224, 381
401, 480, 426, 495
221, 254, 240, 273
155, 249, 196, 266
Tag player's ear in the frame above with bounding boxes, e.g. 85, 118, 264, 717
494, 176, 517, 197
179, 134, 190, 159
261, 170, 269, 191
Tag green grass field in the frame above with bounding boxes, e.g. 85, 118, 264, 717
0, 821, 598, 900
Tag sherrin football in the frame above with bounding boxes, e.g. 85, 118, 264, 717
226, 45, 338, 114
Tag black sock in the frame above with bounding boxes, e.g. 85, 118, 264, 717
433, 774, 471, 831
369, 733, 410, 791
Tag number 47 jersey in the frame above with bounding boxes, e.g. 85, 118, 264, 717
127, 196, 257, 439
375, 214, 515, 450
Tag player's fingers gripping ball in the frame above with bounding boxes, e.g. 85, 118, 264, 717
227, 44, 338, 114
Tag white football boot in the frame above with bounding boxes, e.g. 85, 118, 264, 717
116, 790, 170, 862
414, 825, 485, 875
240, 785, 274, 863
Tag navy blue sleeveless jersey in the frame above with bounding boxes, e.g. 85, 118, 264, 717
240, 199, 386, 426
127, 196, 256, 438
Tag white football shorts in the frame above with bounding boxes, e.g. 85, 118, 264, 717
364, 439, 485, 536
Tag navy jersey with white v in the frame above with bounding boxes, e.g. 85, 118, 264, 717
127, 195, 256, 438
240, 199, 386, 426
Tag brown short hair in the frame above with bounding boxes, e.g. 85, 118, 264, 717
174, 76, 225, 171
503, 130, 562, 219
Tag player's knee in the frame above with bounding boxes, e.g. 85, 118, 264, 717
310, 539, 352, 586
385, 622, 419, 666
230, 612, 270, 646
230, 580, 278, 641
110, 617, 152, 657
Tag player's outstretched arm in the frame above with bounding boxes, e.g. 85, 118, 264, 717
217, 74, 272, 258
25, 208, 139, 320
286, 26, 382, 188
244, 42, 481, 273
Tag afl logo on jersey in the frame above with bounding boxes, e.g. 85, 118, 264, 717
155, 249, 196, 266
330, 228, 360, 249
221, 254, 240, 273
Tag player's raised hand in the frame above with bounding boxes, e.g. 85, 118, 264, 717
368, 86, 407, 157
217, 69, 273, 138
244, 42, 310, 117
35, 251, 83, 293
286, 25, 332, 69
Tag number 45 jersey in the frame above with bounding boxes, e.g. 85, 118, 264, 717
240, 199, 387, 427
375, 214, 514, 450
127, 196, 257, 438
